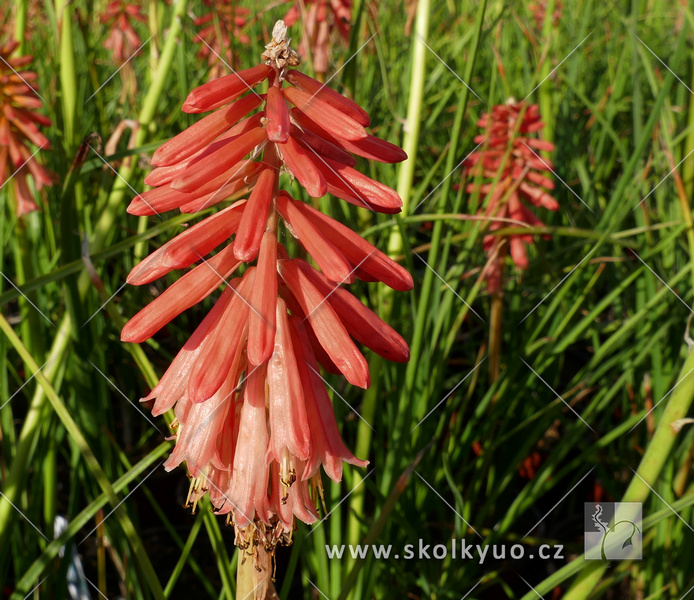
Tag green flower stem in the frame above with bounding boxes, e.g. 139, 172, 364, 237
131, 0, 190, 262
377, 0, 433, 502
41, 404, 58, 535
345, 355, 380, 572
13, 222, 43, 361
14, 0, 27, 53
137, 0, 189, 151
488, 291, 503, 384
538, 0, 557, 143
148, 0, 160, 81
344, 0, 432, 567
563, 346, 694, 599
201, 508, 235, 600
381, 0, 487, 495
55, 0, 78, 154
163, 511, 208, 596
343, 0, 365, 92
387, 0, 430, 255
56, 0, 86, 342
344, 0, 431, 566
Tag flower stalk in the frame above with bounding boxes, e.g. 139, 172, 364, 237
14, 0, 28, 53
379, 0, 487, 499
388, 0, 430, 255
55, 0, 78, 153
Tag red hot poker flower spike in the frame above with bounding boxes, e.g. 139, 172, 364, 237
529, 0, 563, 30
463, 99, 557, 293
193, 0, 251, 80
0, 41, 55, 216
283, 0, 352, 74
121, 20, 412, 588
100, 0, 147, 64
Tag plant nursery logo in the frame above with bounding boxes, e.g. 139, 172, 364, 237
584, 502, 642, 563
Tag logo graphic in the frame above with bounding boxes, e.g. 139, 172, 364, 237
584, 502, 642, 563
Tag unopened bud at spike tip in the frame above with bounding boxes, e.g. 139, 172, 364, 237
273, 20, 288, 44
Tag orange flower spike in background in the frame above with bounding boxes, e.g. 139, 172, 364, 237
121, 20, 412, 589
100, 0, 147, 63
464, 99, 557, 292
0, 41, 54, 216
529, 0, 564, 30
283, 0, 352, 74
194, 0, 251, 80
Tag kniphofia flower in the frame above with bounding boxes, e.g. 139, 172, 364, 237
121, 21, 411, 591
0, 41, 54, 216
464, 99, 557, 293
528, 0, 563, 30
194, 0, 251, 80
283, 0, 351, 74
101, 0, 147, 63
0, 2, 43, 41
